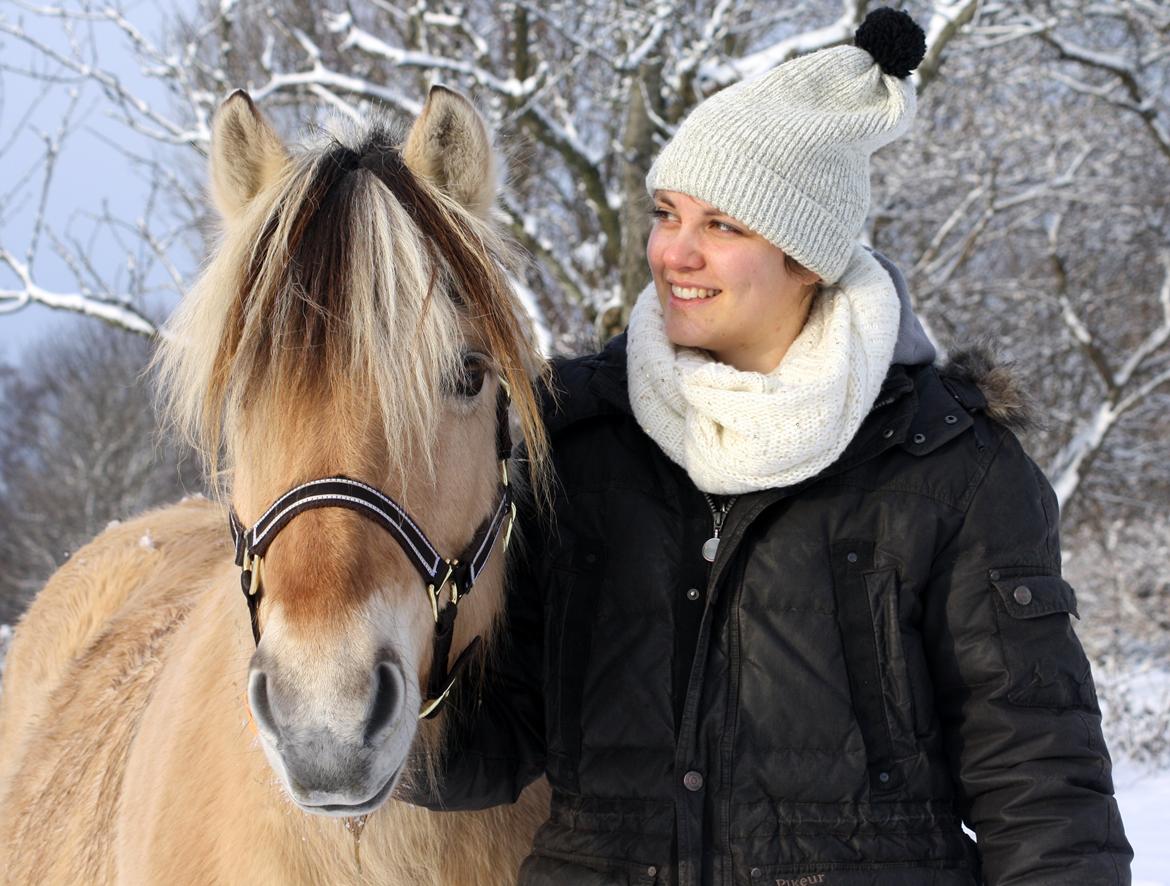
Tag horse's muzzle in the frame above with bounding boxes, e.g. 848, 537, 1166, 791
247, 655, 414, 815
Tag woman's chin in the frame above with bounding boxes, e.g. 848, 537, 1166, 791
666, 329, 717, 355
662, 315, 710, 351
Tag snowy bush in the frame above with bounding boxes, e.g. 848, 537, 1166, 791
1067, 516, 1170, 768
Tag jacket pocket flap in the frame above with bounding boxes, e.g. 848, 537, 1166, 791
992, 574, 1078, 620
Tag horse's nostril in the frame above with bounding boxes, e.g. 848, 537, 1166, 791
247, 669, 280, 741
364, 661, 406, 745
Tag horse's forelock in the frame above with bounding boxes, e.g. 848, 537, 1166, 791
158, 115, 547, 499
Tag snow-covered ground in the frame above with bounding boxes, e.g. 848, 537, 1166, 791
1115, 761, 1170, 884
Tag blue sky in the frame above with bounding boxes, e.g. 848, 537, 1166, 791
0, 0, 191, 365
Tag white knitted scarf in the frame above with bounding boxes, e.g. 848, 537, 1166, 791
627, 245, 901, 494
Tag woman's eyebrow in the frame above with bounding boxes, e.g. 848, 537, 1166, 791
654, 196, 731, 219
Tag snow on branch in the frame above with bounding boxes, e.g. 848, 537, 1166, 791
1049, 254, 1170, 508
699, 1, 859, 87
499, 193, 590, 311
0, 250, 157, 337
326, 12, 537, 99
1116, 251, 1170, 388
1040, 27, 1170, 161
251, 67, 420, 116
621, 2, 675, 72
699, 0, 977, 94
0, 18, 209, 148
915, 0, 980, 89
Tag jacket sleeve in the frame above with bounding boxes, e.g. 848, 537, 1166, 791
922, 423, 1132, 885
400, 497, 548, 811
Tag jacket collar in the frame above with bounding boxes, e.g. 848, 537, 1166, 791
584, 331, 632, 414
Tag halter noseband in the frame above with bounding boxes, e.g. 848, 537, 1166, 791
228, 382, 516, 720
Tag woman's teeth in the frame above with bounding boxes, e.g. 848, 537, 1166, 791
671, 286, 720, 300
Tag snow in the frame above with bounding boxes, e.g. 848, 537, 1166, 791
1114, 761, 1170, 884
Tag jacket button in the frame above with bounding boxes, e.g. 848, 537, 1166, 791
846, 552, 858, 564
989, 569, 1001, 581
878, 770, 891, 784
913, 432, 926, 444
683, 770, 704, 791
881, 428, 894, 439
944, 413, 959, 424
750, 868, 763, 879
1013, 585, 1033, 605
686, 588, 700, 601
647, 866, 657, 877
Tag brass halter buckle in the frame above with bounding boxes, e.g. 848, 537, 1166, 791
418, 681, 454, 720
425, 559, 459, 623
242, 550, 264, 597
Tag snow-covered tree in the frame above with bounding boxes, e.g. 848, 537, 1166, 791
1, 0, 1167, 524
0, 325, 198, 622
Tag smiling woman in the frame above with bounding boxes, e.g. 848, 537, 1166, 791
409, 8, 1133, 886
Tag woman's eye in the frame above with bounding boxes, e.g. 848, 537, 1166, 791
713, 221, 741, 234
649, 208, 673, 222
452, 353, 488, 398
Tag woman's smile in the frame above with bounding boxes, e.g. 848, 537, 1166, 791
668, 282, 721, 302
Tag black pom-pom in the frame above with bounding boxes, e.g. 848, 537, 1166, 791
854, 8, 926, 79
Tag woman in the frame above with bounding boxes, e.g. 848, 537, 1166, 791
412, 10, 1132, 884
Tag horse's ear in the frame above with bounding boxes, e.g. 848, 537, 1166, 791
403, 85, 498, 218
209, 90, 288, 221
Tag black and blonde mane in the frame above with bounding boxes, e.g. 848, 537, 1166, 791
155, 117, 547, 490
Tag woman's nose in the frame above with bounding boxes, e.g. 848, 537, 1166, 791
661, 227, 703, 270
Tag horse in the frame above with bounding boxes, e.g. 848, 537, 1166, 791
0, 85, 551, 884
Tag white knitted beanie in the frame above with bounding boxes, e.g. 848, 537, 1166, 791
645, 8, 926, 285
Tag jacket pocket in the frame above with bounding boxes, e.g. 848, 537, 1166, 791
831, 541, 904, 793
990, 571, 1097, 710
863, 568, 918, 760
520, 847, 661, 886
544, 539, 604, 791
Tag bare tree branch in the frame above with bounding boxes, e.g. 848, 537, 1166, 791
0, 250, 156, 335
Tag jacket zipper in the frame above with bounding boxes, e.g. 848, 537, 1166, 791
701, 494, 737, 563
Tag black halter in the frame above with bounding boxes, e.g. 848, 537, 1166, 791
228, 383, 515, 720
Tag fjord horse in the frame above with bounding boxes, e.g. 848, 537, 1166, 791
0, 86, 549, 884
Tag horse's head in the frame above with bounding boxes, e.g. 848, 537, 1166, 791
156, 87, 546, 816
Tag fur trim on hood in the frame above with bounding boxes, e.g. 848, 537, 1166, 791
940, 346, 1036, 433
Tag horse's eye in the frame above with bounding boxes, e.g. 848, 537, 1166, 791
452, 352, 488, 398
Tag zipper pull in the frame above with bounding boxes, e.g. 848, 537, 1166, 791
702, 495, 735, 563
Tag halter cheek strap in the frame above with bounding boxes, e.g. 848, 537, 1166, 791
228, 383, 516, 720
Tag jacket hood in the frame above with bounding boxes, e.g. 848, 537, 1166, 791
870, 249, 935, 368
940, 347, 1035, 432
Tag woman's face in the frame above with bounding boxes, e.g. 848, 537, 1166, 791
646, 190, 819, 374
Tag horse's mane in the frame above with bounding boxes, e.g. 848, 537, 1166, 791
154, 114, 548, 496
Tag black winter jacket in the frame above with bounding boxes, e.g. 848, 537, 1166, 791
422, 334, 1132, 886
